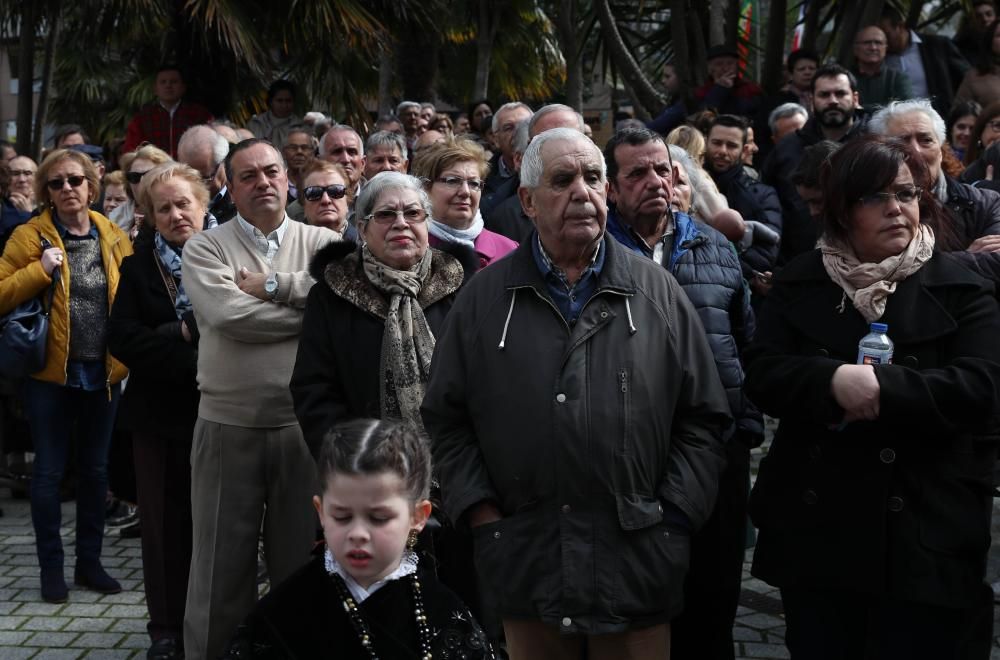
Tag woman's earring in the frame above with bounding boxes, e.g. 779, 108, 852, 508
407, 528, 419, 550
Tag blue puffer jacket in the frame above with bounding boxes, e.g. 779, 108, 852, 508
608, 208, 763, 445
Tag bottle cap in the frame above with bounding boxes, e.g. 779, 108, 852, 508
870, 322, 888, 333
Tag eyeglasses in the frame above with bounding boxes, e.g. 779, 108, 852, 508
10, 169, 34, 177
46, 175, 86, 191
303, 184, 347, 202
855, 40, 887, 48
364, 208, 427, 225
858, 186, 922, 207
986, 120, 1000, 132
126, 170, 150, 185
435, 176, 483, 192
284, 144, 313, 153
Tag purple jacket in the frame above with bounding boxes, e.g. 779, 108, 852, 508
429, 228, 517, 270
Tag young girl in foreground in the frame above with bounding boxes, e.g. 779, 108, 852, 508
225, 419, 495, 659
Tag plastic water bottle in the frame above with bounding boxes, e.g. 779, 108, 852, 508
857, 322, 893, 365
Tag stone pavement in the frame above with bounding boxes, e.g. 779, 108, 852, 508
1, 450, 1000, 658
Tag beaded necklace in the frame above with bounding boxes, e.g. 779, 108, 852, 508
326, 552, 433, 660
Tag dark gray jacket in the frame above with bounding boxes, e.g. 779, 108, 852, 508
422, 235, 731, 633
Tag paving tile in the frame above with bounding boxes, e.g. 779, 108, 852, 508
0, 647, 37, 659
25, 630, 81, 647
24, 616, 71, 631
736, 612, 785, 630
64, 618, 112, 632
0, 614, 28, 630
60, 604, 108, 618
743, 642, 791, 658
15, 602, 67, 616
0, 629, 32, 644
32, 650, 86, 659
733, 626, 763, 642
120, 633, 149, 649
108, 619, 147, 634
82, 651, 139, 660
103, 605, 147, 619
72, 632, 126, 648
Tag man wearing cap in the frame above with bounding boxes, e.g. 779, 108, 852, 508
695, 45, 764, 119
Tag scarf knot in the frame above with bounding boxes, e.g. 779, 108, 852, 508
361, 245, 436, 427
818, 224, 935, 322
427, 211, 484, 249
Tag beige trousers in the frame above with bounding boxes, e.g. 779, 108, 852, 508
182, 419, 318, 660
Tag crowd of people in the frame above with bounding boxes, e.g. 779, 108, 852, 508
1, 3, 1000, 659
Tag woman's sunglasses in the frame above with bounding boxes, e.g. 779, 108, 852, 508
46, 175, 86, 191
303, 184, 347, 202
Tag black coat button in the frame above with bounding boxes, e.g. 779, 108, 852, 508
902, 355, 919, 368
879, 448, 896, 464
802, 489, 819, 505
887, 496, 904, 512
817, 348, 829, 357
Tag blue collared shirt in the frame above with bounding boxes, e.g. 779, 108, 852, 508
531, 235, 606, 325
52, 217, 106, 390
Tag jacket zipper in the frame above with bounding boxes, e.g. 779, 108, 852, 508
619, 368, 631, 454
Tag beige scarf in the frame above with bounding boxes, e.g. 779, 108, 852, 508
818, 224, 935, 322
361, 245, 436, 428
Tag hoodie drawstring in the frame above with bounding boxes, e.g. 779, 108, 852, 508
498, 289, 517, 349
625, 298, 637, 335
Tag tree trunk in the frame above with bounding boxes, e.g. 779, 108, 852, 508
555, 0, 583, 111
595, 0, 662, 118
761, 0, 787, 93
906, 1, 926, 28
688, 3, 708, 87
377, 48, 393, 117
16, 0, 38, 157
472, 0, 503, 100
800, 0, 824, 52
32, 13, 58, 159
709, 0, 726, 47
670, 0, 692, 91
724, 0, 740, 50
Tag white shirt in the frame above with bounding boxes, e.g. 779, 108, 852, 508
237, 214, 288, 264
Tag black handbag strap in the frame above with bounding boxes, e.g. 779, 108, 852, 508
39, 235, 58, 317
153, 250, 179, 307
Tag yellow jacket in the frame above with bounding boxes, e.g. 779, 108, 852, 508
0, 209, 133, 386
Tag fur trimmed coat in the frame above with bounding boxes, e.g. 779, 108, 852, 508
290, 241, 476, 456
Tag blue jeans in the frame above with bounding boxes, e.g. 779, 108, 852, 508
23, 378, 121, 570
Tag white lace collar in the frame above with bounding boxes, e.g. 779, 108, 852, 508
324, 547, 419, 604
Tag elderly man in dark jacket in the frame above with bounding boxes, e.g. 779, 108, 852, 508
604, 127, 758, 660
422, 128, 731, 659
869, 99, 1000, 285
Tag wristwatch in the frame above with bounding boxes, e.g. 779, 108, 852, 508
265, 273, 278, 300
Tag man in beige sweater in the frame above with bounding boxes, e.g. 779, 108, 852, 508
180, 139, 335, 660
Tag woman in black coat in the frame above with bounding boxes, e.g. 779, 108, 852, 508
108, 163, 211, 660
745, 136, 1000, 659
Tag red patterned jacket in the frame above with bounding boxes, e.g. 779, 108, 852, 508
123, 100, 213, 157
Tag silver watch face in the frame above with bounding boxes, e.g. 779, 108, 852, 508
266, 275, 277, 294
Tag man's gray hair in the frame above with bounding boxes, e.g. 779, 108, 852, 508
492, 102, 533, 133
177, 124, 229, 169
355, 171, 433, 225
319, 124, 364, 157
521, 127, 605, 188
420, 102, 436, 113
528, 104, 586, 135
767, 103, 809, 134
869, 99, 947, 144
396, 101, 421, 117
512, 119, 531, 155
365, 130, 407, 157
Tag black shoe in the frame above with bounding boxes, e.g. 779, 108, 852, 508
106, 500, 138, 527
40, 567, 68, 604
119, 518, 142, 538
74, 563, 122, 594
148, 637, 184, 659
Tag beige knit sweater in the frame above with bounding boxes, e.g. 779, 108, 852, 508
182, 216, 335, 427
